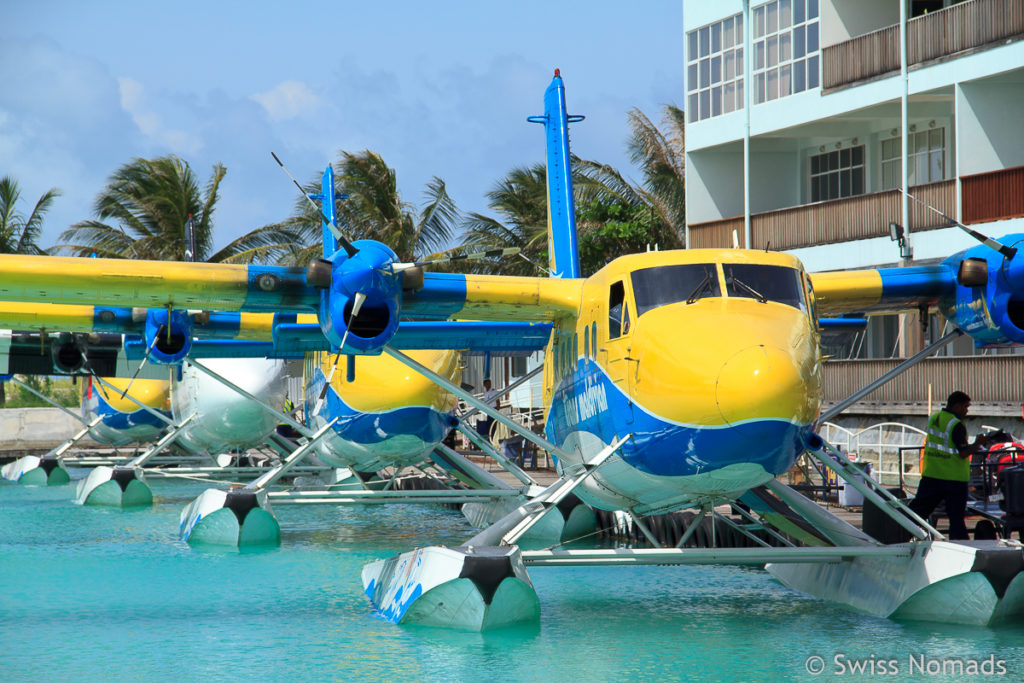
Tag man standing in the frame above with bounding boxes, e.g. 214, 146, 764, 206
909, 391, 992, 540
476, 379, 500, 442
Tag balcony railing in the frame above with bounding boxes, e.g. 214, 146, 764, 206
962, 164, 1024, 225
822, 356, 1024, 416
822, 0, 1024, 90
688, 180, 955, 251
822, 25, 899, 89
688, 216, 745, 249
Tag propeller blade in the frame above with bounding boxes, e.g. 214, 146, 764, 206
388, 247, 521, 272
271, 151, 358, 258
900, 188, 1017, 260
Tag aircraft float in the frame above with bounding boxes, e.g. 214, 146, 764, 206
1, 72, 1022, 627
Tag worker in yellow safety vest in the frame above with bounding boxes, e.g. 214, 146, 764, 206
908, 391, 993, 539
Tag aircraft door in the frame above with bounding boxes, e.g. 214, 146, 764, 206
602, 280, 636, 426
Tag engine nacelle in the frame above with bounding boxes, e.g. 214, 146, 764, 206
317, 240, 401, 354
51, 332, 89, 374
939, 233, 1024, 347
144, 309, 193, 364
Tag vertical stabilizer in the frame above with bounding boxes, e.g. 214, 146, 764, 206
529, 70, 584, 279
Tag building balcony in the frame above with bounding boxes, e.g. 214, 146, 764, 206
822, 0, 1024, 91
688, 165, 1024, 251
822, 355, 1024, 417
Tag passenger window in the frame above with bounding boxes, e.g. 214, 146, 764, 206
583, 327, 589, 359
572, 334, 578, 369
591, 323, 597, 358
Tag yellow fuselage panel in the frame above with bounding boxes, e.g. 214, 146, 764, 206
325, 349, 459, 414
91, 377, 171, 412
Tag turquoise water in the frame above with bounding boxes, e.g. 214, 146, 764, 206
2, 476, 1022, 682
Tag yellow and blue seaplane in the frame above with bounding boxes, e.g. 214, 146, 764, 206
0, 72, 1022, 628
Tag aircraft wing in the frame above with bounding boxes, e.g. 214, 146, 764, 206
0, 255, 317, 312
809, 265, 953, 317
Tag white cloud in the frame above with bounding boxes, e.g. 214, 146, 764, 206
250, 81, 319, 121
117, 77, 202, 155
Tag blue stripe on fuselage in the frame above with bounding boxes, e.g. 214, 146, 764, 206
307, 366, 456, 447
545, 358, 807, 478
95, 392, 169, 430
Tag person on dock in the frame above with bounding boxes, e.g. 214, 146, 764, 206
909, 391, 993, 540
475, 379, 500, 443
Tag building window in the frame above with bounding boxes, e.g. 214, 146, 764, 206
686, 12, 744, 123
809, 145, 865, 202
880, 128, 946, 189
753, 0, 819, 105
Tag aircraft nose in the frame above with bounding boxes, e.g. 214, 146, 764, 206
715, 344, 811, 428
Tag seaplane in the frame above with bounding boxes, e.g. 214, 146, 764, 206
1, 71, 1022, 628
0, 299, 563, 546
0, 307, 303, 506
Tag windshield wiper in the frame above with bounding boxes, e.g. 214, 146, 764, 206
730, 277, 768, 303
686, 271, 714, 304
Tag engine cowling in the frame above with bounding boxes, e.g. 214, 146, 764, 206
144, 309, 193, 364
317, 240, 402, 354
939, 233, 1024, 347
51, 332, 89, 374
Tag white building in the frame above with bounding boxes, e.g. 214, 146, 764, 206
683, 0, 1024, 418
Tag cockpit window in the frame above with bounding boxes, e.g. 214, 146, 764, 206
630, 264, 721, 317
722, 264, 806, 311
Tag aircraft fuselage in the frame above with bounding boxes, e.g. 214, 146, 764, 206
544, 249, 822, 514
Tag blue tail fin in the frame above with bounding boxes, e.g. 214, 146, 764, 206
529, 69, 584, 279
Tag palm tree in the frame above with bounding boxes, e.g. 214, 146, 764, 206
52, 155, 298, 263
0, 176, 60, 256
268, 150, 460, 267
461, 104, 686, 276
458, 163, 551, 275
624, 104, 686, 238
0, 176, 61, 406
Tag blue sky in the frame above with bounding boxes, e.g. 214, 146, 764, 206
1, 1, 683, 252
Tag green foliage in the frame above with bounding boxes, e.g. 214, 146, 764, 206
577, 199, 660, 276
260, 150, 460, 267
3, 376, 79, 409
52, 155, 299, 264
460, 103, 685, 275
0, 176, 60, 255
